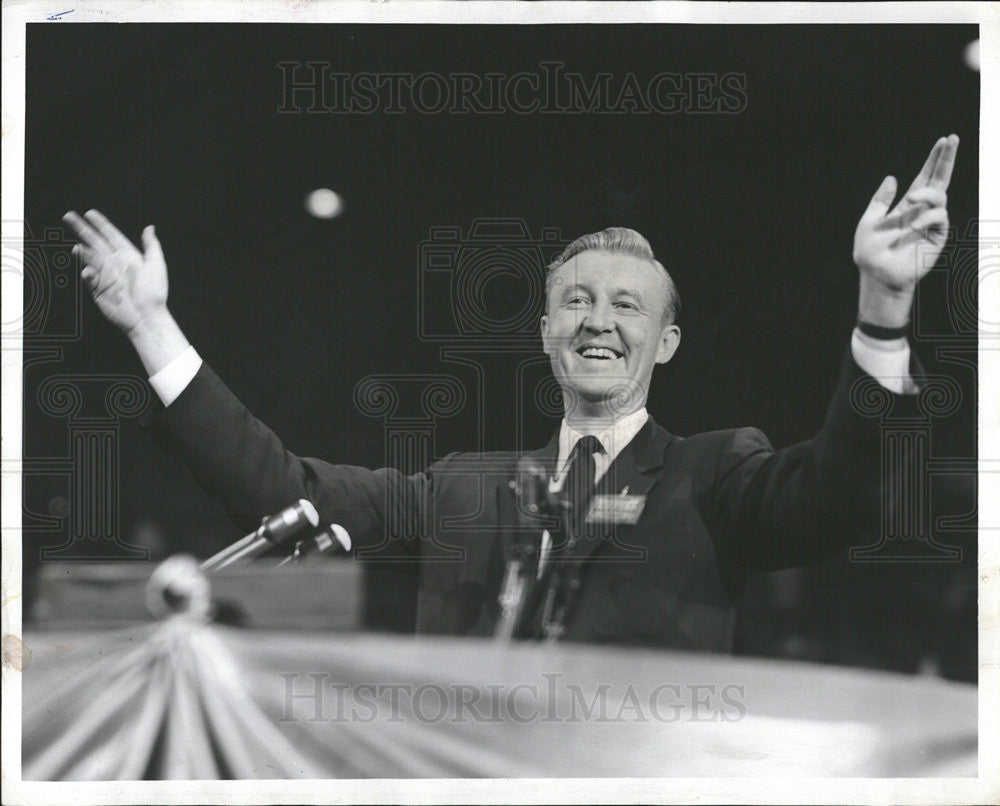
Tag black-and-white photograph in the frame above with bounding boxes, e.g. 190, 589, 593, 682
2, 2, 996, 804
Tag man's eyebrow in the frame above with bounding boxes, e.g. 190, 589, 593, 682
555, 284, 647, 303
556, 283, 589, 297
612, 287, 645, 302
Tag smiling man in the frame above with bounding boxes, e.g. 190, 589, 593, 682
542, 231, 681, 426
62, 135, 958, 649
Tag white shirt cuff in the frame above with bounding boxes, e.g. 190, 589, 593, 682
850, 328, 916, 395
148, 346, 203, 406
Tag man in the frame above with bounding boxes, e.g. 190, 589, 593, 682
62, 135, 959, 650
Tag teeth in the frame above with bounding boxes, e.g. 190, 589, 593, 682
581, 347, 619, 359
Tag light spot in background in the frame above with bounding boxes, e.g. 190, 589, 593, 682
305, 188, 344, 219
964, 39, 980, 72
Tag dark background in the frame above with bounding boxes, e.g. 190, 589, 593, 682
22, 23, 979, 679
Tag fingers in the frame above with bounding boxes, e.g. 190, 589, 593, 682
73, 241, 98, 289
904, 186, 947, 209
80, 265, 98, 292
75, 241, 115, 296
140, 225, 164, 263
908, 205, 949, 236
904, 137, 944, 196
930, 133, 959, 190
875, 185, 949, 231
904, 134, 960, 195
864, 175, 898, 219
83, 209, 135, 252
62, 208, 134, 254
72, 242, 97, 266
62, 210, 110, 252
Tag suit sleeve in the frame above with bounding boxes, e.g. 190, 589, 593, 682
710, 346, 920, 571
144, 362, 432, 557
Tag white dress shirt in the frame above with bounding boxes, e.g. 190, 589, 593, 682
551, 407, 649, 491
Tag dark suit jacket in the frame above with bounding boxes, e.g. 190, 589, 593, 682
147, 348, 908, 652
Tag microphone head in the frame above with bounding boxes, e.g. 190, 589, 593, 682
515, 457, 555, 524
263, 499, 321, 543
313, 523, 352, 555
299, 499, 320, 528
329, 523, 352, 552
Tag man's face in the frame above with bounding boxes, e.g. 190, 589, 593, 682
541, 250, 681, 417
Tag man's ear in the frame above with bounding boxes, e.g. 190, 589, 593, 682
655, 324, 681, 364
540, 314, 551, 352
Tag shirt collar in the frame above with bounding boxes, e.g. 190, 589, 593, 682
556, 408, 649, 477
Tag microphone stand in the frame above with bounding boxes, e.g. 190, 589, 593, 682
274, 524, 353, 569
147, 501, 348, 625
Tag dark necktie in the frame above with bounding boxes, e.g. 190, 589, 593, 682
559, 434, 604, 549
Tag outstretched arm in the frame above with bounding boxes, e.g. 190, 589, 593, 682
63, 208, 429, 554
717, 136, 962, 569
62, 209, 190, 378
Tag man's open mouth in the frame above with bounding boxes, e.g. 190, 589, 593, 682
576, 345, 624, 360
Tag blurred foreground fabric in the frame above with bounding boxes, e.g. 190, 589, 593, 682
22, 620, 976, 779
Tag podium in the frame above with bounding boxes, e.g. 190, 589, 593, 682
22, 621, 976, 779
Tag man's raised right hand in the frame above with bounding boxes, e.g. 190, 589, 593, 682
63, 209, 169, 336
63, 209, 190, 376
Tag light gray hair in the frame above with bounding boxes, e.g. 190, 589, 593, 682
546, 227, 681, 324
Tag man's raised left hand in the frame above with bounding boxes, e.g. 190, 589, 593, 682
853, 134, 959, 328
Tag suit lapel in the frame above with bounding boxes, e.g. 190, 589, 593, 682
596, 417, 671, 496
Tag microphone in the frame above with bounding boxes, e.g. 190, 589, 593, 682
200, 499, 321, 573
496, 459, 554, 640
514, 457, 554, 524
515, 456, 562, 560
308, 523, 352, 555
259, 499, 320, 542
274, 523, 353, 568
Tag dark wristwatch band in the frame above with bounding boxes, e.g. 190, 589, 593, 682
856, 319, 909, 340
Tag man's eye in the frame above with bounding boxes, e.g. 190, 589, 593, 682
566, 297, 589, 306
614, 301, 638, 311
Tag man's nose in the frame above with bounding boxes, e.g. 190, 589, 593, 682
582, 301, 614, 332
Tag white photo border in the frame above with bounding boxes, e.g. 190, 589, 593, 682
2, 2, 998, 804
